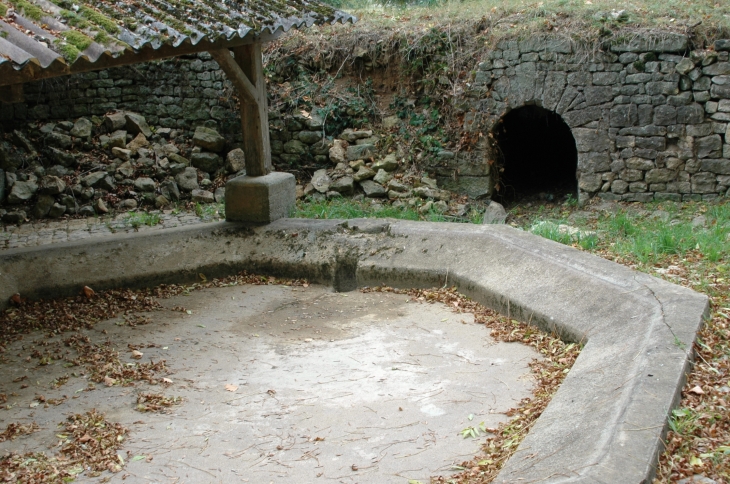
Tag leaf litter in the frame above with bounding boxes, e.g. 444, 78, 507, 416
135, 392, 183, 413
362, 285, 580, 483
0, 409, 127, 482
0, 271, 310, 481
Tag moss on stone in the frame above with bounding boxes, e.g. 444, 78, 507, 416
0, 3, 8, 17
60, 9, 91, 29
9, 0, 44, 20
79, 6, 119, 34
61, 29, 93, 51
54, 40, 80, 60
94, 30, 109, 44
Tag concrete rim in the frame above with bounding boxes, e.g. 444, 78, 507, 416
0, 218, 708, 482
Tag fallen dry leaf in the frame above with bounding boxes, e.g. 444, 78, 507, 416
162, 378, 173, 384
104, 376, 116, 387
131, 350, 143, 359
225, 384, 238, 392
83, 286, 95, 298
688, 385, 704, 395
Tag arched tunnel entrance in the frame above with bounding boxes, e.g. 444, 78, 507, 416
491, 106, 578, 203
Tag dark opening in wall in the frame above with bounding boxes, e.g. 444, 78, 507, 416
492, 106, 578, 203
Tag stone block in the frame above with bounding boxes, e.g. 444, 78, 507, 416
578, 152, 611, 173
226, 148, 246, 174
584, 86, 614, 106
193, 126, 226, 152
653, 105, 677, 125
104, 112, 126, 131
711, 84, 730, 99
192, 189, 215, 203
125, 113, 153, 137
716, 40, 730, 52
610, 33, 688, 53
645, 168, 676, 183
347, 144, 376, 161
225, 172, 296, 224
691, 172, 716, 193
646, 82, 679, 96
593, 72, 620, 85
702, 62, 730, 76
628, 181, 648, 192
564, 107, 602, 127
700, 159, 730, 174
610, 104, 638, 127
675, 58, 695, 75
667, 92, 692, 106
573, 128, 611, 152
359, 180, 386, 198
578, 173, 602, 192
542, 71, 566, 111
626, 157, 654, 170
621, 169, 644, 182
676, 104, 705, 124
635, 137, 666, 151
191, 152, 223, 173
696, 135, 722, 158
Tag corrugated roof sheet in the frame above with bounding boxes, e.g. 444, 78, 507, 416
0, 0, 355, 86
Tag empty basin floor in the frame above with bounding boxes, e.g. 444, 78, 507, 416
0, 284, 540, 483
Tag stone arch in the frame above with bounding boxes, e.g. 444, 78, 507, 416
490, 105, 578, 202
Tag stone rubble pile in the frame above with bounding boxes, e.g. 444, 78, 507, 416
0, 112, 245, 224
299, 127, 482, 218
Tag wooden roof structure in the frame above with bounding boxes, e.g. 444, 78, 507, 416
0, 0, 354, 86
0, 0, 355, 177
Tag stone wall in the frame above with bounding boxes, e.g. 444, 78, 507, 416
0, 53, 331, 169
4, 33, 730, 203
0, 53, 238, 133
446, 34, 730, 202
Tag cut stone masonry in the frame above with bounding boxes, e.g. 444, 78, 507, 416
457, 34, 730, 203
3, 33, 730, 203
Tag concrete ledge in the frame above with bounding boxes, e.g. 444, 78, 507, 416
224, 172, 296, 223
0, 218, 708, 482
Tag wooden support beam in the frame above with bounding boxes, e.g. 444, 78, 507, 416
0, 84, 24, 103
209, 44, 272, 177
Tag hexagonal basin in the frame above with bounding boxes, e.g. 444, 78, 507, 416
0, 283, 540, 483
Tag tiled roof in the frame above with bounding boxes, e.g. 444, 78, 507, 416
0, 0, 354, 86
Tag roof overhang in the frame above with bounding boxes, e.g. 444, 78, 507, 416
0, 0, 355, 88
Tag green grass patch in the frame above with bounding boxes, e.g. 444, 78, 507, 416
295, 197, 487, 224
529, 220, 598, 250
194, 202, 225, 221
123, 212, 161, 229
0, 3, 8, 17
520, 201, 730, 266
296, 197, 420, 221
318, 0, 729, 47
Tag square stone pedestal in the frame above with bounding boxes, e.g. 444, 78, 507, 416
225, 172, 295, 223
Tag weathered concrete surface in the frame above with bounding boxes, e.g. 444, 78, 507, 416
0, 285, 538, 483
225, 172, 296, 223
0, 218, 709, 482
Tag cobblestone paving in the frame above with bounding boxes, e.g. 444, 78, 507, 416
0, 210, 221, 251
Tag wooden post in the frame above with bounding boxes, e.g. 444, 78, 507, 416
209, 44, 272, 176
